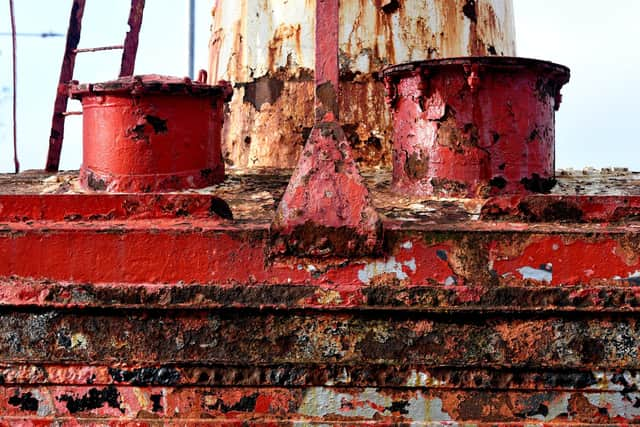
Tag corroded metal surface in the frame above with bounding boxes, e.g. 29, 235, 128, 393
271, 0, 382, 258
272, 122, 382, 258
5, 386, 640, 424
3, 168, 640, 423
208, 0, 516, 169
70, 75, 233, 192
383, 57, 570, 197
5, 168, 640, 217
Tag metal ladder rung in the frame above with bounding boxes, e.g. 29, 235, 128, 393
74, 45, 124, 53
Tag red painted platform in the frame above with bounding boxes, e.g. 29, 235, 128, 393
2, 168, 640, 424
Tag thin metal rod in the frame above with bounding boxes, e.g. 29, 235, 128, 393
74, 44, 123, 53
187, 0, 195, 78
9, 0, 19, 173
0, 31, 64, 38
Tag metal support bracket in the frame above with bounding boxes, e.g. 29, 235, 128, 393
270, 0, 382, 258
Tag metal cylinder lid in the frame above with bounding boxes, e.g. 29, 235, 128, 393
71, 73, 233, 193
382, 57, 570, 198
382, 57, 570, 80
70, 73, 233, 99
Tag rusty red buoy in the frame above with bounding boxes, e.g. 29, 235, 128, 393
71, 73, 232, 192
383, 57, 570, 198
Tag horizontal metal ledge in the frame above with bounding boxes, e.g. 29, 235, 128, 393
0, 385, 638, 424
1, 310, 639, 369
2, 280, 640, 313
0, 364, 634, 391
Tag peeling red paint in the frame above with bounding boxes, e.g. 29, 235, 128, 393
383, 57, 570, 197
491, 235, 640, 286
0, 4, 637, 419
3, 171, 640, 425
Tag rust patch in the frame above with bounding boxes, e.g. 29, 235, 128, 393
242, 75, 285, 111
430, 177, 469, 196
404, 152, 429, 180
519, 200, 584, 222
271, 221, 382, 259
316, 81, 338, 120
521, 174, 557, 194
144, 115, 168, 134
85, 172, 107, 191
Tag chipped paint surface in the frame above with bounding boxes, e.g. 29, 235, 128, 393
209, 0, 516, 169
3, 167, 640, 423
358, 257, 417, 284
383, 57, 570, 197
517, 266, 553, 283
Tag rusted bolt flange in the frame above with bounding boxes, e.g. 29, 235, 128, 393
382, 57, 570, 197
70, 74, 233, 193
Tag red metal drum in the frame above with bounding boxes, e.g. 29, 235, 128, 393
71, 74, 233, 192
383, 57, 570, 198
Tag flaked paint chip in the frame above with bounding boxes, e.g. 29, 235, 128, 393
358, 257, 416, 284
517, 266, 552, 283
401, 241, 413, 250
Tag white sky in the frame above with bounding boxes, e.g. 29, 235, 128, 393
1, 0, 639, 173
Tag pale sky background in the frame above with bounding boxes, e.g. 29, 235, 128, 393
1, 0, 639, 173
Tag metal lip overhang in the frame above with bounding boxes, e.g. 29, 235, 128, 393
381, 56, 571, 84
69, 74, 232, 99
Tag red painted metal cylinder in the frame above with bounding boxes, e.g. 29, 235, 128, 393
383, 57, 570, 198
71, 75, 232, 192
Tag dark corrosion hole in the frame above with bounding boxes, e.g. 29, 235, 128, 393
521, 174, 557, 194
489, 176, 507, 190
145, 115, 168, 134
462, 0, 477, 22
9, 391, 39, 412
209, 198, 233, 220
381, 0, 400, 14
200, 168, 213, 179
129, 124, 146, 141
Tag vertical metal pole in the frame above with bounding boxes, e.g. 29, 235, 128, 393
46, 0, 86, 172
120, 0, 145, 77
187, 0, 195, 78
9, 0, 19, 173
314, 0, 339, 123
